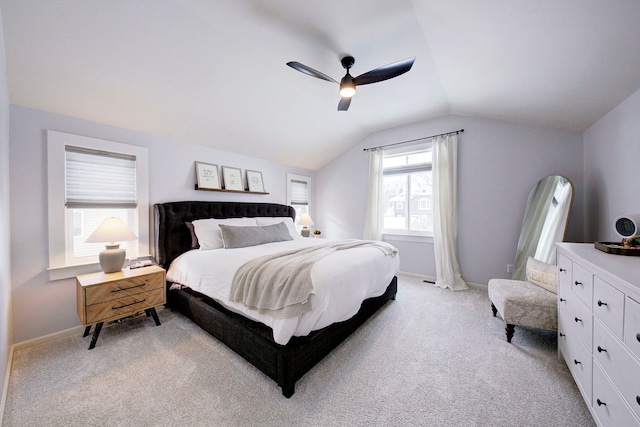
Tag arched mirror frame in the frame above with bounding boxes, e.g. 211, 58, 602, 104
512, 175, 575, 281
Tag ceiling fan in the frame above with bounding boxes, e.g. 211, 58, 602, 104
286, 55, 415, 111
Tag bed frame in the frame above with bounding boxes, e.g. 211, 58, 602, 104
154, 201, 397, 397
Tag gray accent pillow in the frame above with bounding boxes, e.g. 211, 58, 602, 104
219, 222, 293, 249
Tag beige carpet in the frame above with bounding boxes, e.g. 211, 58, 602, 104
3, 274, 594, 426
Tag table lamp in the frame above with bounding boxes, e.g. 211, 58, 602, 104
296, 213, 314, 237
85, 217, 137, 273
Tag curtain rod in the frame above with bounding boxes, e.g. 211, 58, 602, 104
362, 128, 464, 152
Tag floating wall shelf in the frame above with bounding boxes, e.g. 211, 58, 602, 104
195, 184, 269, 195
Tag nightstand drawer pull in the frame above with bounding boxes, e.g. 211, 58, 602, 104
111, 283, 146, 293
112, 299, 146, 310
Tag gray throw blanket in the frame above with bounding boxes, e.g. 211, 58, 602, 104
229, 240, 397, 319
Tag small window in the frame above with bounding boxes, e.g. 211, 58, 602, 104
286, 173, 311, 221
47, 131, 149, 280
382, 144, 433, 236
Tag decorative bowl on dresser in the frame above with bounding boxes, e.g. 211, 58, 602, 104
556, 243, 640, 426
76, 265, 166, 349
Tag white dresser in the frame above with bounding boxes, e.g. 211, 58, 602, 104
556, 243, 640, 426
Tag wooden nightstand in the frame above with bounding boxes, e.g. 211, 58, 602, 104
76, 265, 166, 349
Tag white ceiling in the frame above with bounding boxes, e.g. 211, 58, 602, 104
2, 0, 640, 170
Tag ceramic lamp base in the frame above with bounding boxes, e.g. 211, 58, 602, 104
99, 244, 126, 273
301, 228, 310, 238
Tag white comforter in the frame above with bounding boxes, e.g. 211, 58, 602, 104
166, 238, 399, 345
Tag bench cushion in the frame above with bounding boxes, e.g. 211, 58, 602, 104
488, 278, 557, 331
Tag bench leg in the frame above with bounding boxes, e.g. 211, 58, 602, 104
505, 324, 515, 343
491, 303, 497, 317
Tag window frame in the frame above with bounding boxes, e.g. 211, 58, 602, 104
381, 143, 434, 239
47, 131, 149, 280
286, 173, 312, 232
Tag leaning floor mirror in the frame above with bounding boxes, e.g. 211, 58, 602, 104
512, 175, 574, 281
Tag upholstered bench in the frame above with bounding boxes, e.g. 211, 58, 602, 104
488, 257, 558, 343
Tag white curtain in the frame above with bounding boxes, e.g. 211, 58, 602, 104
363, 149, 383, 240
433, 134, 467, 290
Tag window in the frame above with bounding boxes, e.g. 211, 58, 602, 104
382, 144, 433, 236
286, 173, 311, 226
47, 131, 149, 280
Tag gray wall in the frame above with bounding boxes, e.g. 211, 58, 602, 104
584, 88, 640, 242
0, 9, 11, 410
316, 114, 584, 285
9, 105, 314, 343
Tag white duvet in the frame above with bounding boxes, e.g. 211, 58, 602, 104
166, 238, 399, 345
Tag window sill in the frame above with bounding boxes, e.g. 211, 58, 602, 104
48, 262, 102, 281
382, 233, 433, 244
48, 254, 152, 281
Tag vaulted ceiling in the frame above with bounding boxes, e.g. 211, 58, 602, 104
2, 0, 640, 170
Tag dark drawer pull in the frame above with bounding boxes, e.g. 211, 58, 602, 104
111, 282, 146, 293
559, 332, 565, 337
574, 359, 581, 365
574, 317, 582, 323
636, 395, 640, 406
597, 346, 607, 353
597, 300, 608, 307
559, 298, 566, 302
574, 281, 582, 286
112, 299, 146, 310
596, 399, 606, 407
636, 333, 640, 343
559, 268, 566, 272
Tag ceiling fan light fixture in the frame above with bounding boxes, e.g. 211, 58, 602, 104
339, 74, 356, 98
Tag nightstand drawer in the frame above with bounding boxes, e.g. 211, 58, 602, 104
85, 288, 165, 324
85, 272, 163, 305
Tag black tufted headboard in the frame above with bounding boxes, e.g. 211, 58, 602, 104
153, 201, 296, 268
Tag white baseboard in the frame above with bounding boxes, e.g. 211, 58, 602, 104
1, 344, 14, 424
398, 271, 486, 289
12, 325, 85, 352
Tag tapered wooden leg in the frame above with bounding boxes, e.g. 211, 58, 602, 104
505, 324, 515, 343
491, 303, 497, 317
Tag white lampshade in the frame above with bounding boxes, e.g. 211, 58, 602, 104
86, 217, 137, 273
296, 213, 314, 227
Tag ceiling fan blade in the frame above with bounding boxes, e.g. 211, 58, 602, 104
286, 61, 338, 84
337, 97, 351, 111
353, 57, 415, 86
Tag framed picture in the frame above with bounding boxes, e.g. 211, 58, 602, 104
222, 166, 243, 191
195, 161, 221, 190
246, 169, 265, 193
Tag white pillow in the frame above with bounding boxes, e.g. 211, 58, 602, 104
192, 218, 257, 250
254, 217, 300, 239
526, 257, 558, 294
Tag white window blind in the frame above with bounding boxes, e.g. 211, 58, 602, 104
65, 146, 137, 208
289, 179, 309, 205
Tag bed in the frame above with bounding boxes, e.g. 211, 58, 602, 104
154, 201, 398, 397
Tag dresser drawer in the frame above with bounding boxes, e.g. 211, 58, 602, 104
625, 297, 640, 361
593, 277, 625, 340
593, 362, 640, 427
572, 262, 593, 308
593, 319, 640, 420
560, 313, 592, 401
558, 253, 572, 294
568, 295, 593, 348
85, 272, 164, 305
85, 287, 165, 324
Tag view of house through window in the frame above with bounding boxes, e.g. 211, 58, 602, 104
382, 145, 433, 235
